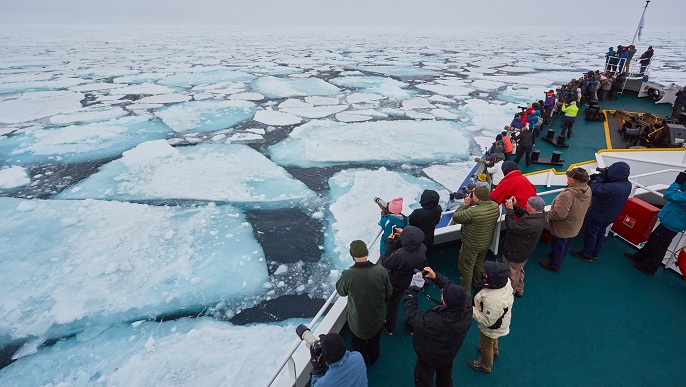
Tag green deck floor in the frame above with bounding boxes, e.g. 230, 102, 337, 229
339, 93, 684, 386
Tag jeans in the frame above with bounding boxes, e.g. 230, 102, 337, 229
351, 329, 382, 366
414, 359, 453, 387
479, 331, 499, 371
550, 235, 573, 270
582, 219, 611, 258
634, 224, 678, 274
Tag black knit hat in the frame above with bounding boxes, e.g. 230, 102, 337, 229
502, 161, 518, 176
442, 283, 467, 307
321, 333, 347, 364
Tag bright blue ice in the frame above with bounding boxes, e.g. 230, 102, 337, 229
0, 198, 268, 350
0, 116, 172, 164
155, 100, 256, 133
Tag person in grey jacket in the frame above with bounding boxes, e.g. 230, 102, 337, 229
501, 196, 547, 297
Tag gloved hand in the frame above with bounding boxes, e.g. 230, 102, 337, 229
309, 340, 326, 377
676, 171, 686, 185
409, 272, 425, 289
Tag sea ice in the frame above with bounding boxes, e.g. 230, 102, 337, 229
0, 198, 268, 348
0, 318, 299, 386
423, 162, 479, 192
326, 168, 448, 267
135, 94, 192, 104
457, 99, 520, 133
57, 141, 316, 208
0, 166, 30, 189
280, 105, 349, 119
157, 69, 255, 87
0, 78, 89, 95
229, 92, 265, 101
329, 76, 410, 100
0, 90, 84, 124
155, 100, 256, 133
268, 120, 469, 167
0, 115, 172, 164
254, 109, 302, 125
49, 107, 128, 125
253, 76, 340, 98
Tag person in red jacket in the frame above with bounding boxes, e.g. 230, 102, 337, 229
490, 161, 537, 205
501, 130, 514, 161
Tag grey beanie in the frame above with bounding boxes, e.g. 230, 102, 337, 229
527, 196, 545, 212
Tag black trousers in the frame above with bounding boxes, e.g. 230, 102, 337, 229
634, 223, 678, 274
513, 150, 531, 167
351, 328, 382, 366
384, 288, 403, 333
414, 359, 453, 387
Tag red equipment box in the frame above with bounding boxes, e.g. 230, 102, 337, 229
611, 198, 660, 246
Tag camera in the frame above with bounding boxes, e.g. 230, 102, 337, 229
517, 106, 527, 111
449, 185, 473, 200
590, 167, 609, 182
374, 197, 390, 215
296, 324, 322, 356
414, 268, 430, 277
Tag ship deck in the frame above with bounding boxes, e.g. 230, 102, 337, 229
339, 93, 686, 386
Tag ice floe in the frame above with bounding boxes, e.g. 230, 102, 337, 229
0, 90, 84, 124
49, 106, 128, 125
158, 69, 255, 87
268, 120, 469, 167
253, 76, 340, 98
0, 198, 267, 348
0, 166, 30, 189
58, 141, 316, 207
280, 105, 348, 119
135, 94, 192, 104
0, 115, 171, 164
254, 109, 302, 125
155, 100, 256, 133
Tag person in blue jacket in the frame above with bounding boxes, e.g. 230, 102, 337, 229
310, 333, 368, 387
625, 171, 686, 276
376, 197, 407, 255
572, 162, 632, 262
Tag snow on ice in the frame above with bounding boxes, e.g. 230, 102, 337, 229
155, 100, 256, 133
0, 166, 31, 189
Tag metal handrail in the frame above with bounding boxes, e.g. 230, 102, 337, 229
265, 229, 383, 387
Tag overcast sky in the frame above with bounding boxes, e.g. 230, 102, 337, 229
0, 0, 682, 27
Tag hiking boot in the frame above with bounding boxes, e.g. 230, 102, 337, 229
633, 263, 655, 277
624, 252, 642, 263
571, 250, 593, 263
540, 262, 559, 272
477, 347, 499, 357
468, 360, 491, 373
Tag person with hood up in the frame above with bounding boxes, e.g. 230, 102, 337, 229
409, 190, 442, 250
468, 261, 514, 373
449, 186, 501, 291
639, 46, 654, 74
380, 225, 427, 335
540, 168, 592, 272
376, 197, 407, 255
572, 162, 632, 262
490, 161, 537, 206
403, 267, 472, 387
626, 170, 686, 276
605, 47, 617, 72
310, 333, 368, 387
501, 196, 547, 297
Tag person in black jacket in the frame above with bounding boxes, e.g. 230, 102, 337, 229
512, 127, 533, 167
381, 225, 427, 335
672, 86, 686, 119
501, 196, 546, 297
409, 190, 442, 250
639, 46, 654, 74
403, 267, 472, 387
572, 162, 631, 262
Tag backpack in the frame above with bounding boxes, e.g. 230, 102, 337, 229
535, 116, 543, 127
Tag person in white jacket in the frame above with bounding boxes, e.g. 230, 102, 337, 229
486, 155, 505, 188
469, 261, 514, 373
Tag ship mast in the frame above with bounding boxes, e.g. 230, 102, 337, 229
630, 0, 650, 46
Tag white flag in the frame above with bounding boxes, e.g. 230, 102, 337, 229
638, 14, 645, 41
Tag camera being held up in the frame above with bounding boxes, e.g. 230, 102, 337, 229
474, 156, 495, 168
296, 324, 326, 376
414, 268, 430, 277
449, 183, 476, 201
374, 197, 390, 215
589, 167, 609, 182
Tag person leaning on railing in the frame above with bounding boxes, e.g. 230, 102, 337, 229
625, 171, 686, 276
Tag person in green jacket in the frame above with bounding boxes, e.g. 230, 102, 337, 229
336, 240, 393, 366
560, 101, 579, 139
449, 186, 501, 292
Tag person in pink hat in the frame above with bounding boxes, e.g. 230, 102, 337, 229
375, 197, 407, 255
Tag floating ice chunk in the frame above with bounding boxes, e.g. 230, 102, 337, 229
120, 139, 179, 166
431, 109, 458, 120
278, 99, 312, 109
78, 68, 139, 79
330, 76, 409, 100
402, 97, 435, 109
110, 82, 177, 95
305, 96, 339, 105
158, 69, 255, 87
499, 85, 547, 105
424, 162, 478, 192
0, 318, 301, 387
136, 94, 191, 104
0, 198, 267, 347
499, 66, 536, 73
457, 99, 520, 133
327, 168, 447, 266
226, 133, 263, 142
113, 73, 171, 84
0, 78, 89, 95
0, 166, 30, 189
49, 107, 128, 125
428, 95, 456, 104
268, 120, 469, 167
58, 143, 315, 207
253, 76, 340, 98
254, 110, 302, 126
156, 100, 256, 133
335, 113, 372, 122
0, 115, 171, 164
346, 93, 385, 104
416, 79, 473, 96
471, 79, 506, 91
0, 90, 84, 124
68, 83, 127, 92
281, 105, 348, 119
354, 66, 439, 77
229, 92, 265, 101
